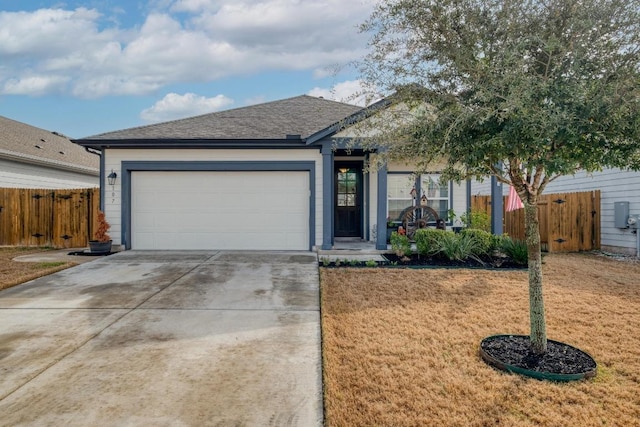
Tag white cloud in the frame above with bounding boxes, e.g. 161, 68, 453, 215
308, 80, 380, 107
0, 1, 375, 98
140, 92, 234, 122
3, 75, 70, 95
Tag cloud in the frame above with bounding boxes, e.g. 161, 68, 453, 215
307, 80, 380, 107
2, 75, 70, 95
140, 92, 234, 122
0, 1, 374, 98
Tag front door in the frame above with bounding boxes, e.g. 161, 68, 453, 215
335, 163, 362, 237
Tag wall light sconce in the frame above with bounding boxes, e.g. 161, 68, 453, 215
107, 170, 118, 186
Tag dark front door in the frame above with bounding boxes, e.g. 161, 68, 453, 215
335, 163, 363, 237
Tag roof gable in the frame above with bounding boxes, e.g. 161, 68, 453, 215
0, 116, 99, 173
79, 95, 363, 143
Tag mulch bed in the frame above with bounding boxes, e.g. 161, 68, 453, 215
480, 335, 597, 380
67, 251, 116, 256
321, 253, 527, 269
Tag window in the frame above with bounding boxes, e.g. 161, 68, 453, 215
420, 175, 450, 220
386, 173, 451, 223
387, 174, 415, 221
337, 170, 357, 207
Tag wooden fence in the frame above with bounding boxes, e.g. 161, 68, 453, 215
471, 190, 600, 252
0, 188, 100, 248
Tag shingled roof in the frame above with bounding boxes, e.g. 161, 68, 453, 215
0, 115, 99, 174
78, 95, 363, 142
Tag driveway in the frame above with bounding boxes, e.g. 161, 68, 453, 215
0, 251, 322, 426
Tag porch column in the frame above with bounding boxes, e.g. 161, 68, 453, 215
376, 158, 388, 250
466, 179, 472, 217
321, 143, 334, 250
491, 173, 504, 235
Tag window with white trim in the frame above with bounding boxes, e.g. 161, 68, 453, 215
387, 174, 415, 222
420, 174, 450, 220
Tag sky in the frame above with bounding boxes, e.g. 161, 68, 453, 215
0, 0, 376, 138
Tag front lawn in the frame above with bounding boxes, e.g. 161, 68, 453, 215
0, 247, 75, 291
321, 252, 640, 426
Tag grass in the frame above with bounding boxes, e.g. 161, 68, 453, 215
0, 247, 76, 291
321, 252, 640, 427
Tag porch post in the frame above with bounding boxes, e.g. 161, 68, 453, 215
321, 143, 334, 250
466, 179, 472, 218
491, 170, 504, 235
376, 157, 388, 250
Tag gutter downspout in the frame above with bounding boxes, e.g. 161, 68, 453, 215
83, 146, 104, 211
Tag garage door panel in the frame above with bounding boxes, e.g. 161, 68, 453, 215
131, 171, 309, 250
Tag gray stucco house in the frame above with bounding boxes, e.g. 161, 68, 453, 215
1, 115, 99, 189
74, 95, 470, 251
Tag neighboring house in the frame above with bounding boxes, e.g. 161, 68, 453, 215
471, 169, 640, 255
74, 95, 471, 251
0, 115, 99, 189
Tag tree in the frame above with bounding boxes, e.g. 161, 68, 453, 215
359, 0, 640, 354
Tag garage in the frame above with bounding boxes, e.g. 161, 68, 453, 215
131, 171, 310, 250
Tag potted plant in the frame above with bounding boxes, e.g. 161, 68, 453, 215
89, 210, 112, 253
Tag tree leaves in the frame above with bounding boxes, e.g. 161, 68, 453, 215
359, 0, 640, 186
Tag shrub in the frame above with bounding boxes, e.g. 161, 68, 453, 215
459, 228, 494, 255
436, 231, 483, 262
390, 231, 412, 257
93, 211, 111, 242
500, 237, 528, 265
414, 228, 443, 256
460, 209, 491, 232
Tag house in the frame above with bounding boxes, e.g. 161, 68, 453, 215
472, 169, 640, 255
0, 115, 99, 189
73, 95, 470, 251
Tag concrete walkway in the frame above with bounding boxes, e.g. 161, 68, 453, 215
0, 251, 322, 426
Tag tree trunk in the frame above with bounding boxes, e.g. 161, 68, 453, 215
524, 200, 547, 355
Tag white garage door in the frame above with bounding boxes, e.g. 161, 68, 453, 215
131, 171, 309, 250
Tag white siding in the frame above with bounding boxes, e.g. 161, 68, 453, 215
0, 159, 98, 189
104, 148, 323, 249
471, 169, 640, 254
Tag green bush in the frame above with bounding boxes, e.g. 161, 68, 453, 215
460, 209, 491, 232
500, 237, 528, 265
390, 231, 412, 257
414, 228, 443, 256
459, 228, 494, 255
436, 231, 483, 261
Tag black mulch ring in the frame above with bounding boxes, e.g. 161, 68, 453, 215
381, 253, 527, 269
480, 335, 597, 381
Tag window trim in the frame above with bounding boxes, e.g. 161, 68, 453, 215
386, 172, 452, 224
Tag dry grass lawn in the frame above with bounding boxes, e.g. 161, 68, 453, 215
0, 247, 76, 291
321, 252, 640, 427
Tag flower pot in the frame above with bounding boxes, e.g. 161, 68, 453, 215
89, 240, 112, 253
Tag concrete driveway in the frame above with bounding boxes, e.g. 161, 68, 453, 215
0, 251, 322, 426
